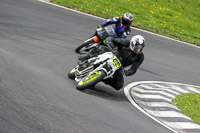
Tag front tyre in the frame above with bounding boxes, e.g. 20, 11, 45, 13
75, 38, 94, 53
76, 70, 105, 90
68, 65, 79, 80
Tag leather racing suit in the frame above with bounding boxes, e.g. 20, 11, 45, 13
101, 16, 131, 38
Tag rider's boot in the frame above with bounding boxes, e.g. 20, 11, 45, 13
77, 54, 91, 71
77, 54, 91, 62
78, 60, 90, 71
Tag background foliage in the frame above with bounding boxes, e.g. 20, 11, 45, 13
52, 0, 200, 46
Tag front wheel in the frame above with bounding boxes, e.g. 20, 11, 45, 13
68, 65, 79, 80
75, 38, 95, 53
76, 70, 105, 90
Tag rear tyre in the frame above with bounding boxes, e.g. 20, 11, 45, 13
76, 70, 105, 90
75, 38, 94, 53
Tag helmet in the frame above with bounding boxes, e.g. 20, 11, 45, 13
130, 35, 145, 54
122, 13, 134, 26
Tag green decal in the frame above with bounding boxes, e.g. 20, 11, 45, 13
70, 65, 79, 73
103, 40, 106, 45
78, 71, 101, 85
112, 57, 121, 68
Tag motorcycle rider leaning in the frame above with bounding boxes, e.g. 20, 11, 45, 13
78, 35, 145, 90
97, 13, 134, 38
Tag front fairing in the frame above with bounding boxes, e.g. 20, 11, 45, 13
96, 26, 117, 40
75, 52, 122, 82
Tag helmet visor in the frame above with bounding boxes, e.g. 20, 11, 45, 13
122, 18, 131, 26
133, 44, 144, 54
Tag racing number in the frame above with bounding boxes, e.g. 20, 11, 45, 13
113, 58, 121, 68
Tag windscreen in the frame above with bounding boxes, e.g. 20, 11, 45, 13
104, 26, 117, 36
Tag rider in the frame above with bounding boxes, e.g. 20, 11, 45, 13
78, 35, 145, 90
100, 13, 134, 38
78, 13, 133, 60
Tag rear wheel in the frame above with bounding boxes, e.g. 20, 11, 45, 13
76, 70, 105, 90
75, 38, 95, 53
68, 65, 79, 80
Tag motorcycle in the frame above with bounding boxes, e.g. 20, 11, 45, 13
68, 45, 125, 90
75, 25, 117, 53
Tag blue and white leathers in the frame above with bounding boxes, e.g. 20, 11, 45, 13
102, 17, 131, 38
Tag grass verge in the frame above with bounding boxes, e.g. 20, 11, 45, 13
172, 93, 200, 125
51, 0, 200, 46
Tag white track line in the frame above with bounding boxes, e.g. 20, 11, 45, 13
136, 85, 181, 95
166, 122, 200, 129
186, 86, 200, 93
132, 91, 172, 102
37, 0, 200, 49
138, 84, 165, 90
145, 102, 179, 110
169, 85, 190, 93
127, 81, 200, 89
145, 110, 192, 120
163, 89, 180, 95
133, 88, 176, 98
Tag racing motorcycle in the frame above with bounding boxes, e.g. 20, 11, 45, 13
75, 25, 117, 53
68, 45, 125, 90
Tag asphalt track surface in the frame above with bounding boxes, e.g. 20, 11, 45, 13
0, 0, 200, 133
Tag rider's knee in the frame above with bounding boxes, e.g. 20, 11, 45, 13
114, 82, 123, 90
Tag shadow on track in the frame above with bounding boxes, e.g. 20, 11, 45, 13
80, 83, 129, 102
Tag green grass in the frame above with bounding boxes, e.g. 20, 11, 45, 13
51, 0, 200, 46
172, 93, 200, 124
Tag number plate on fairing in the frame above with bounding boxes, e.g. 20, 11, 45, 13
111, 56, 121, 68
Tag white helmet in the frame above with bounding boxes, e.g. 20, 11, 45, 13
130, 35, 145, 54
